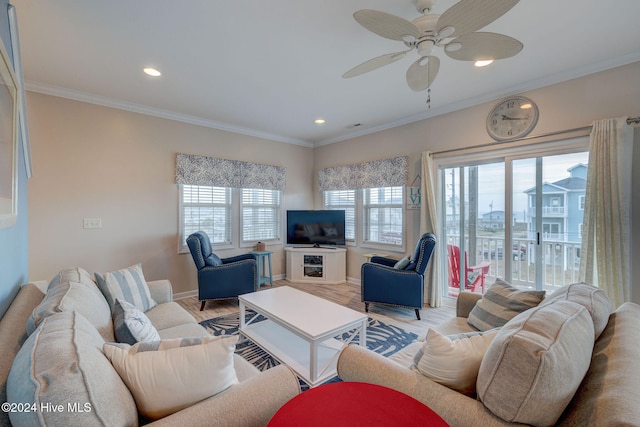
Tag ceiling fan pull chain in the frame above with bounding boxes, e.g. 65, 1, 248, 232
426, 88, 431, 109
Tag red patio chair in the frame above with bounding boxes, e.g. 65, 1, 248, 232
447, 244, 491, 294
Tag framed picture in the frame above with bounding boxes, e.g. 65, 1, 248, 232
0, 30, 18, 229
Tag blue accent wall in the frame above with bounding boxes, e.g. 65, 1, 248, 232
0, 0, 29, 318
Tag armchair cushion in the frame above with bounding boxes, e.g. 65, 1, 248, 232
103, 335, 239, 420
393, 256, 411, 270
467, 279, 545, 331
205, 252, 222, 267
95, 263, 157, 313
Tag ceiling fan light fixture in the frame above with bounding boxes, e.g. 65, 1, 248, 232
314, 118, 326, 125
474, 59, 494, 67
417, 39, 435, 56
445, 42, 462, 52
401, 34, 416, 43
438, 26, 456, 39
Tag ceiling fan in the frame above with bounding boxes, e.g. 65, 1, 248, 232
342, 0, 523, 92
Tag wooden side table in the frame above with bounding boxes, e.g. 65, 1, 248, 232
268, 381, 449, 426
252, 251, 273, 287
363, 253, 389, 263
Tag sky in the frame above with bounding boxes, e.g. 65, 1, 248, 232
445, 151, 590, 216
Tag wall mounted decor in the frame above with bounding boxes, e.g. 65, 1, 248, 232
0, 29, 18, 229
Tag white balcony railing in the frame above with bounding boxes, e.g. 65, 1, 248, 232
447, 235, 581, 295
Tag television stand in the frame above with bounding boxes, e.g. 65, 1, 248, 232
284, 247, 346, 284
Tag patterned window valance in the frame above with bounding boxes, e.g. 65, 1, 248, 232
318, 156, 408, 191
175, 153, 286, 191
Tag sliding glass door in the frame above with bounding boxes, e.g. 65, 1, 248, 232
441, 143, 588, 295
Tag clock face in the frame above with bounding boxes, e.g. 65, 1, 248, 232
486, 96, 539, 141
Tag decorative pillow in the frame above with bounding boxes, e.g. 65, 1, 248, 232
414, 328, 498, 395
113, 298, 161, 344
539, 282, 611, 339
467, 279, 545, 331
26, 281, 115, 342
47, 267, 96, 292
477, 301, 594, 426
103, 335, 239, 420
95, 263, 157, 312
393, 256, 411, 270
7, 312, 138, 427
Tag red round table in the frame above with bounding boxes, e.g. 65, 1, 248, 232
268, 381, 449, 426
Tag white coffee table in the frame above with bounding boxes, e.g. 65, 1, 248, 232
238, 286, 367, 387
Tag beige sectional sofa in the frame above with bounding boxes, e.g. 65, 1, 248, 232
0, 267, 300, 427
338, 284, 640, 426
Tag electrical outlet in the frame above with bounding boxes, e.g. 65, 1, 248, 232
83, 218, 102, 229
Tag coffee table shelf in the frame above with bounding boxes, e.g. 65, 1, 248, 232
239, 286, 367, 387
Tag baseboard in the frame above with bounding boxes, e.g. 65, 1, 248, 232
346, 276, 360, 287
173, 274, 287, 301
173, 289, 198, 300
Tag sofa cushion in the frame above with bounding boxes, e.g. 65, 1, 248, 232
158, 323, 210, 340
26, 281, 115, 342
477, 300, 594, 426
414, 328, 498, 395
95, 263, 157, 313
467, 279, 545, 331
144, 301, 198, 330
556, 302, 640, 426
47, 267, 96, 292
104, 336, 239, 420
539, 282, 611, 339
7, 311, 137, 427
113, 298, 161, 344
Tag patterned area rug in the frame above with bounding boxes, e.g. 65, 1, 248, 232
200, 310, 418, 385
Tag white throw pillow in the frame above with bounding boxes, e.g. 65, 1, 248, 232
415, 328, 498, 395
113, 298, 161, 344
103, 335, 239, 420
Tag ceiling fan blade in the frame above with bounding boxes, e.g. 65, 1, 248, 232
354, 9, 421, 41
436, 0, 519, 38
406, 55, 440, 92
444, 32, 523, 61
342, 50, 410, 78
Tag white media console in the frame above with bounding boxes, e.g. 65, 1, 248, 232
284, 246, 346, 284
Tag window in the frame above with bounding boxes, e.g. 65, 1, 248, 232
578, 195, 585, 210
323, 186, 404, 249
180, 185, 232, 247
179, 185, 282, 251
323, 190, 355, 241
364, 186, 404, 246
241, 189, 281, 243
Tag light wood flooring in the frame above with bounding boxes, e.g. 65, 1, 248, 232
177, 279, 456, 338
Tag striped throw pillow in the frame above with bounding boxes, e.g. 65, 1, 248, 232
95, 264, 157, 313
103, 335, 239, 420
467, 279, 545, 331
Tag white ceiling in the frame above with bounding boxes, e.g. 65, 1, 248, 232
10, 0, 640, 147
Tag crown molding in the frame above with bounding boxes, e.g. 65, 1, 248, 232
24, 81, 315, 148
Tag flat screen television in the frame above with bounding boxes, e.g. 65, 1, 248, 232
286, 210, 346, 247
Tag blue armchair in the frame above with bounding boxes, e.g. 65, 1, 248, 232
361, 233, 436, 320
186, 231, 257, 311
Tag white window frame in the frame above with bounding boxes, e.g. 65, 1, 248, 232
323, 186, 405, 251
240, 188, 282, 247
323, 190, 356, 244
578, 195, 585, 210
178, 185, 282, 253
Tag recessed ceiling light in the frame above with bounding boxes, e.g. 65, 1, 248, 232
474, 59, 493, 67
314, 118, 326, 125
143, 67, 162, 77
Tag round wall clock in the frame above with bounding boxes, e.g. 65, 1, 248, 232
486, 96, 539, 141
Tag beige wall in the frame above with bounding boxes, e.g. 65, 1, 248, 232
26, 61, 640, 301
27, 93, 314, 294
313, 61, 640, 300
